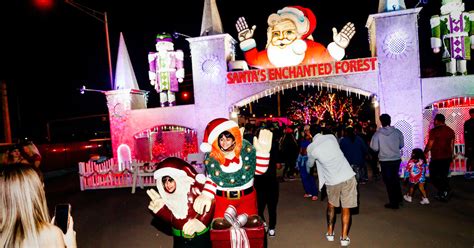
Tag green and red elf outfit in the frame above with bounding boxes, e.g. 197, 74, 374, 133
199, 118, 271, 218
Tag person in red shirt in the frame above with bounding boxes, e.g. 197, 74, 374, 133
424, 114, 455, 202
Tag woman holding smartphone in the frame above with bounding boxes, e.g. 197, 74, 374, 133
0, 165, 77, 248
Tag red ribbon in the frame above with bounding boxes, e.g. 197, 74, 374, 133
223, 156, 240, 166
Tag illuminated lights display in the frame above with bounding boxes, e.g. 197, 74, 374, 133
227, 57, 377, 84
287, 90, 368, 124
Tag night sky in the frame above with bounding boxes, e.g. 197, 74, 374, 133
0, 0, 470, 142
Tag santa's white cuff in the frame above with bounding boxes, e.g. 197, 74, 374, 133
327, 42, 345, 61
431, 37, 441, 49
240, 39, 256, 52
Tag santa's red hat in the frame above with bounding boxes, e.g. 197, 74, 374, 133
200, 118, 239, 153
268, 6, 317, 40
153, 157, 206, 184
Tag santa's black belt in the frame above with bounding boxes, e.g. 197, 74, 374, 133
216, 187, 254, 199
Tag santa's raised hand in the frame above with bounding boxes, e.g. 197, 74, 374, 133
147, 189, 165, 213
236, 17, 256, 42
253, 129, 273, 154
332, 22, 356, 49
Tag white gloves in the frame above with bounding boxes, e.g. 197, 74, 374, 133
147, 189, 165, 213
193, 194, 213, 215
253, 129, 273, 154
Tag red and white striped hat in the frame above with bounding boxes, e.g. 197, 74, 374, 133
200, 118, 239, 153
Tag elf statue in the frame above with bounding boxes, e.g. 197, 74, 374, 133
193, 118, 272, 229
148, 33, 185, 107
430, 0, 474, 75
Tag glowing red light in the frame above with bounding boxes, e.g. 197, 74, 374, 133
34, 0, 54, 10
182, 92, 189, 98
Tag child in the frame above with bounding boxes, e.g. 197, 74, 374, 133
403, 148, 430, 205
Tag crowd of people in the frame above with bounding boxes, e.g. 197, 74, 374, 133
0, 141, 42, 168
1, 109, 470, 247
242, 109, 470, 246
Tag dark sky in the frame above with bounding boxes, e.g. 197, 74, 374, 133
0, 0, 468, 142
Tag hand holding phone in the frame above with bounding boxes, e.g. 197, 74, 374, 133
54, 204, 71, 234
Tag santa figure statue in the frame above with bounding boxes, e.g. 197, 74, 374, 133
193, 118, 272, 229
430, 0, 474, 76
148, 33, 185, 107
235, 6, 356, 69
148, 157, 214, 248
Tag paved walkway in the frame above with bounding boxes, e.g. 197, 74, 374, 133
44, 172, 474, 247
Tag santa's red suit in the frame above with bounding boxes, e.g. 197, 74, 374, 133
152, 157, 214, 248
243, 40, 334, 69
154, 186, 215, 234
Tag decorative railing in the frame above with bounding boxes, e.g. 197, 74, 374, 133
78, 159, 157, 191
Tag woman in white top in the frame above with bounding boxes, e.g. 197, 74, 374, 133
0, 165, 77, 248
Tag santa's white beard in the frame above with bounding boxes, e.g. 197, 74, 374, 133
159, 177, 194, 219
267, 39, 306, 67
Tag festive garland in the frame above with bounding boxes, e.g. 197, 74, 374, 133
204, 139, 256, 188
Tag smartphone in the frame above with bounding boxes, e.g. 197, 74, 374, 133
54, 204, 71, 234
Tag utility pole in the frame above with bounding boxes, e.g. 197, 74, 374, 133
65, 0, 114, 89
1, 80, 12, 143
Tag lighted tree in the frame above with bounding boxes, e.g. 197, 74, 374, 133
287, 90, 365, 124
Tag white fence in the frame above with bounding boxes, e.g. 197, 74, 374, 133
78, 159, 156, 191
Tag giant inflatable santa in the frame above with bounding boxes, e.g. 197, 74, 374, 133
236, 6, 356, 68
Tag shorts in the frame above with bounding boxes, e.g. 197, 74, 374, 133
326, 176, 358, 208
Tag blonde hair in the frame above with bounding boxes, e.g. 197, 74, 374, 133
0, 165, 50, 247
23, 143, 41, 158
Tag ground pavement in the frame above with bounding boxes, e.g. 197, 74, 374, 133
44, 170, 474, 248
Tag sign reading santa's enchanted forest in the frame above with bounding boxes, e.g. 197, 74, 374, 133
227, 57, 377, 84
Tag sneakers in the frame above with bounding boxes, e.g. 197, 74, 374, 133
303, 194, 313, 198
311, 196, 319, 201
268, 229, 275, 237
325, 232, 335, 241
340, 236, 350, 246
420, 197, 430, 205
403, 194, 412, 203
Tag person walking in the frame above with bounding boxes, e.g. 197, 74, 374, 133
403, 148, 430, 205
424, 113, 455, 202
339, 126, 369, 183
297, 127, 319, 201
254, 132, 281, 237
279, 128, 299, 180
307, 128, 357, 247
370, 114, 405, 209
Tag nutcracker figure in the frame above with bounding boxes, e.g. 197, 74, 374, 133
431, 0, 474, 75
148, 33, 185, 106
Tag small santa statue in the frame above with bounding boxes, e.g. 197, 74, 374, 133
148, 33, 185, 107
148, 157, 214, 247
236, 6, 356, 68
193, 118, 272, 229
